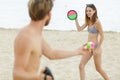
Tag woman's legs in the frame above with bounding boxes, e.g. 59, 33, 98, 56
79, 51, 92, 80
93, 52, 109, 80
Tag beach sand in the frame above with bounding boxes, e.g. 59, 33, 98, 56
0, 28, 120, 80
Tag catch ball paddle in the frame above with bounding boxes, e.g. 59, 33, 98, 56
67, 10, 77, 20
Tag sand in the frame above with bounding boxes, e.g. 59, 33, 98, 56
0, 28, 120, 80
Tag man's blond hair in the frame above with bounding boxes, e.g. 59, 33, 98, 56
28, 0, 53, 21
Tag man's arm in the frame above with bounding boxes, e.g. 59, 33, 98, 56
13, 35, 39, 80
42, 38, 83, 60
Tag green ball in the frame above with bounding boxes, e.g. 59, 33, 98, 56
86, 42, 95, 49
87, 44, 91, 49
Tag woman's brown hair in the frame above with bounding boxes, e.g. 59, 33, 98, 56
85, 4, 98, 25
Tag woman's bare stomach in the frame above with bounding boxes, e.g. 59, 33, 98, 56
88, 33, 98, 44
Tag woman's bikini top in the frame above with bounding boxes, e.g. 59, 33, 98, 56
88, 26, 99, 34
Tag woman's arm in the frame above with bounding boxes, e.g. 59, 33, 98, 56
95, 20, 104, 48
75, 18, 87, 32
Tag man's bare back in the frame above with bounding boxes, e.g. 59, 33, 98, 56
17, 27, 42, 70
13, 25, 44, 80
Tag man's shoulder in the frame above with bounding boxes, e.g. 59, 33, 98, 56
15, 28, 33, 47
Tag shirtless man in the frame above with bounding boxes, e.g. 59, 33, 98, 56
13, 0, 85, 80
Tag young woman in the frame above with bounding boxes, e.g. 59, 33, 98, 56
75, 4, 109, 80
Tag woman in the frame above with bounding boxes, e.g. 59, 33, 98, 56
75, 4, 109, 80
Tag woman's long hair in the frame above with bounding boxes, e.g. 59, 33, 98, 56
85, 4, 98, 25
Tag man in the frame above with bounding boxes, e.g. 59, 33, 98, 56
13, 0, 85, 80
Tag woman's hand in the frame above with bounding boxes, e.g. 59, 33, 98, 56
75, 18, 78, 22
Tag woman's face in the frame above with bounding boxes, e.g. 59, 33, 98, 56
86, 7, 95, 18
